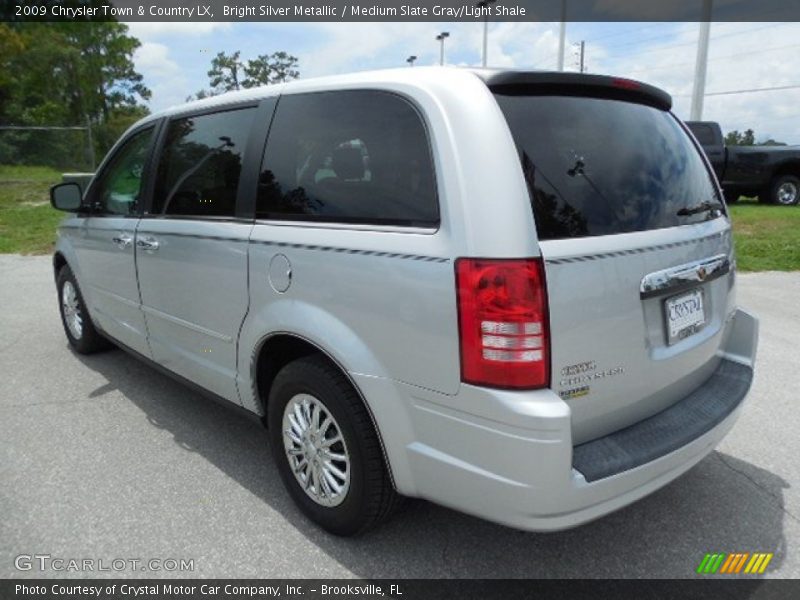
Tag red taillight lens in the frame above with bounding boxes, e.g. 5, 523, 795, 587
455, 258, 550, 389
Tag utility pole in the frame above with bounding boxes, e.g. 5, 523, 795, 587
477, 0, 496, 67
436, 32, 450, 65
557, 0, 567, 71
573, 40, 585, 72
691, 0, 714, 120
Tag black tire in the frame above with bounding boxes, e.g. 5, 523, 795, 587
267, 355, 401, 536
56, 265, 112, 354
769, 175, 800, 206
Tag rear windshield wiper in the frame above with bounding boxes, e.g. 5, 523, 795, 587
676, 201, 724, 217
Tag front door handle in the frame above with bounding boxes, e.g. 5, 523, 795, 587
136, 236, 160, 251
111, 233, 133, 249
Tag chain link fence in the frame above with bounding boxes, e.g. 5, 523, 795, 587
0, 126, 95, 172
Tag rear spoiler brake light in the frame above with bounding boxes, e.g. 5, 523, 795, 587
484, 72, 672, 111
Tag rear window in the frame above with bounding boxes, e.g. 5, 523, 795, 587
493, 94, 722, 240
689, 123, 717, 146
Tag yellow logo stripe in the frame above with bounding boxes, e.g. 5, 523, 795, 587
745, 553, 772, 574
758, 553, 774, 574
744, 554, 758, 573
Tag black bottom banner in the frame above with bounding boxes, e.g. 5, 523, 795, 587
3, 579, 800, 600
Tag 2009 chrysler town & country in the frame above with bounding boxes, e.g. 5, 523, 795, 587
50, 68, 758, 536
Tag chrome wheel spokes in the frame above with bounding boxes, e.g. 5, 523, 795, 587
777, 182, 798, 205
282, 393, 350, 507
61, 281, 83, 340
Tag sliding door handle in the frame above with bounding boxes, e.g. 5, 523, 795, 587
111, 233, 133, 249
136, 237, 160, 251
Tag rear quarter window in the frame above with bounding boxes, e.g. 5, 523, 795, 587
493, 94, 722, 240
257, 90, 439, 227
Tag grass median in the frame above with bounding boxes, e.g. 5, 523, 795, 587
728, 198, 800, 271
0, 165, 64, 254
1, 165, 798, 271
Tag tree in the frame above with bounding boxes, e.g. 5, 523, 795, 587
2, 23, 149, 125
243, 52, 300, 87
0, 22, 150, 162
759, 138, 788, 147
0, 24, 25, 120
724, 129, 755, 146
208, 51, 243, 94
186, 89, 214, 103
199, 50, 299, 98
724, 129, 789, 147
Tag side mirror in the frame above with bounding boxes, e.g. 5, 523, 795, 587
50, 182, 83, 212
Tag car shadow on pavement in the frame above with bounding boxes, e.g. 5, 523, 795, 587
76, 347, 790, 579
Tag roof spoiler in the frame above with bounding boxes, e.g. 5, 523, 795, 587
479, 71, 672, 111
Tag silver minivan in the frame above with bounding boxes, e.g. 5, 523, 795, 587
50, 68, 758, 536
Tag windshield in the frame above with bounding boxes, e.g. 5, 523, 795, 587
493, 93, 723, 240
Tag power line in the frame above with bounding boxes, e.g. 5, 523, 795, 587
598, 22, 792, 57
623, 42, 800, 76
584, 17, 786, 46
584, 23, 665, 44
673, 84, 800, 97
599, 29, 690, 52
706, 84, 800, 97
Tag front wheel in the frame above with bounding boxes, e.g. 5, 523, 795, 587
770, 175, 800, 205
267, 355, 400, 536
56, 265, 111, 354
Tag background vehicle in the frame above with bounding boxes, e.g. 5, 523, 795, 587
686, 120, 800, 205
50, 68, 758, 536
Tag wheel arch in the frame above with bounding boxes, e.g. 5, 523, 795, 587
771, 160, 800, 181
252, 331, 397, 489
53, 251, 68, 281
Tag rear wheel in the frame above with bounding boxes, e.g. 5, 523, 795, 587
56, 266, 111, 354
770, 175, 800, 205
267, 355, 400, 536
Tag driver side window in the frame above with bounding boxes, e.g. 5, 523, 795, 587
92, 127, 154, 216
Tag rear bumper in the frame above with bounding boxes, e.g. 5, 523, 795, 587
355, 308, 758, 531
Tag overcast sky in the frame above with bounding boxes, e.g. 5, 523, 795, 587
128, 21, 800, 144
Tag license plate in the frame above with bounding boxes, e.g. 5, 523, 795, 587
665, 289, 706, 344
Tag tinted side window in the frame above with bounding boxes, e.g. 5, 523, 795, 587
257, 91, 438, 227
152, 107, 256, 217
494, 94, 721, 240
92, 127, 154, 216
690, 124, 716, 146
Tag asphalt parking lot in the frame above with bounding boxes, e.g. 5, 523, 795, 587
1, 254, 798, 579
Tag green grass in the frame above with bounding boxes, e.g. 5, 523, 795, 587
1, 166, 799, 271
729, 197, 800, 272
0, 165, 63, 254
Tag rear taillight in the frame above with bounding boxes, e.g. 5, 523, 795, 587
455, 258, 550, 389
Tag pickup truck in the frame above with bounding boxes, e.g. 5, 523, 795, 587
686, 121, 800, 205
